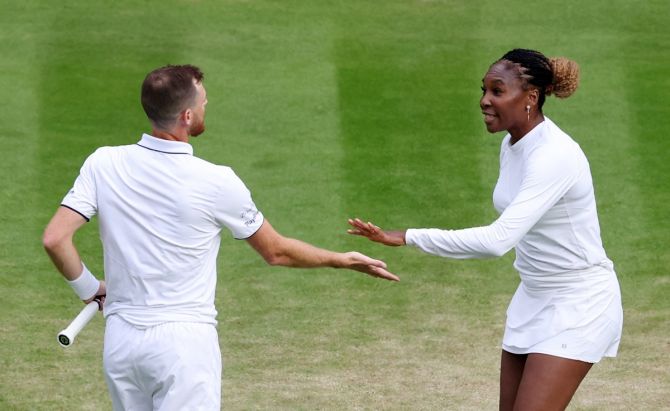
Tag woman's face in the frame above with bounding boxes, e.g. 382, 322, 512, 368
480, 61, 532, 138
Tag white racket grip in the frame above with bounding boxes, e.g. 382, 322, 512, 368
57, 301, 100, 347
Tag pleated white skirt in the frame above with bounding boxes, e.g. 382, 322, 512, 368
502, 262, 623, 363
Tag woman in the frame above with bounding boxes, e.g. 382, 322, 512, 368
348, 49, 623, 410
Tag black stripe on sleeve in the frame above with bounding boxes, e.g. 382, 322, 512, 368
60, 204, 91, 222
235, 217, 266, 240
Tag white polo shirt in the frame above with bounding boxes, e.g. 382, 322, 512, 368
62, 134, 264, 328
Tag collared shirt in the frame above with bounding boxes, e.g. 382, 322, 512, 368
62, 134, 264, 327
406, 118, 609, 281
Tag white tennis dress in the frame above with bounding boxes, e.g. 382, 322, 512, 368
406, 118, 622, 362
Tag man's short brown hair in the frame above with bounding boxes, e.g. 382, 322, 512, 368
141, 65, 204, 129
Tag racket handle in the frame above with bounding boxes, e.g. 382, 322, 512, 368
57, 300, 100, 347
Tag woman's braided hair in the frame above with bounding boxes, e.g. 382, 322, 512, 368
499, 49, 580, 110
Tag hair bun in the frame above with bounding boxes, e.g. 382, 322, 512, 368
548, 57, 579, 98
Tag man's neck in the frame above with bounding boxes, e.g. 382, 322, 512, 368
151, 128, 189, 143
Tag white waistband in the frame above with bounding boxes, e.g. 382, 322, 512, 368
520, 261, 616, 294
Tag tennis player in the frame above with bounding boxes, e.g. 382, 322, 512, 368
43, 64, 398, 410
348, 49, 623, 411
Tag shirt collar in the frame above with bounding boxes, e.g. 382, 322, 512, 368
137, 133, 193, 155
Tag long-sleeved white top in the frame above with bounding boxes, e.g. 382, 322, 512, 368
406, 118, 609, 280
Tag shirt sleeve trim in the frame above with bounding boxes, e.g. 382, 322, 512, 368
60, 204, 90, 222
234, 216, 265, 240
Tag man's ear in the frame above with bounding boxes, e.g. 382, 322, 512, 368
181, 108, 193, 126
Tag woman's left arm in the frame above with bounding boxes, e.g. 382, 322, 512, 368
402, 148, 581, 259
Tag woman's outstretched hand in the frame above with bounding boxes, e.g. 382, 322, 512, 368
347, 218, 406, 247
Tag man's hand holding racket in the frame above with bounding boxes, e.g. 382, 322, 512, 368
57, 281, 105, 348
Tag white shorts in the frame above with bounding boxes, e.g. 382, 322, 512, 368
502, 263, 623, 363
103, 315, 221, 411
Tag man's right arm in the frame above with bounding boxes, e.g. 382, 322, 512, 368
43, 206, 106, 303
245, 220, 399, 281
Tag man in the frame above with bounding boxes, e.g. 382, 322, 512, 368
43, 64, 398, 410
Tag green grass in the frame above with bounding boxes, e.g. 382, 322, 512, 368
1, 1, 669, 409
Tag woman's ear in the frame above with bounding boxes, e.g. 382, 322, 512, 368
528, 88, 540, 107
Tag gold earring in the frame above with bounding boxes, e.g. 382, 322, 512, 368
526, 105, 530, 122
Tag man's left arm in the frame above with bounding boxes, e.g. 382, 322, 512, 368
246, 219, 399, 281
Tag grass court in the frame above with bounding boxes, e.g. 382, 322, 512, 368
1, 1, 668, 409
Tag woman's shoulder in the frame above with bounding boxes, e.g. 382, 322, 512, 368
530, 118, 587, 170
544, 117, 578, 143
537, 118, 580, 152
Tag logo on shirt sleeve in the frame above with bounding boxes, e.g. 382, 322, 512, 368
240, 208, 260, 226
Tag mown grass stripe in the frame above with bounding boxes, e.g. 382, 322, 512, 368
0, 1, 668, 409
